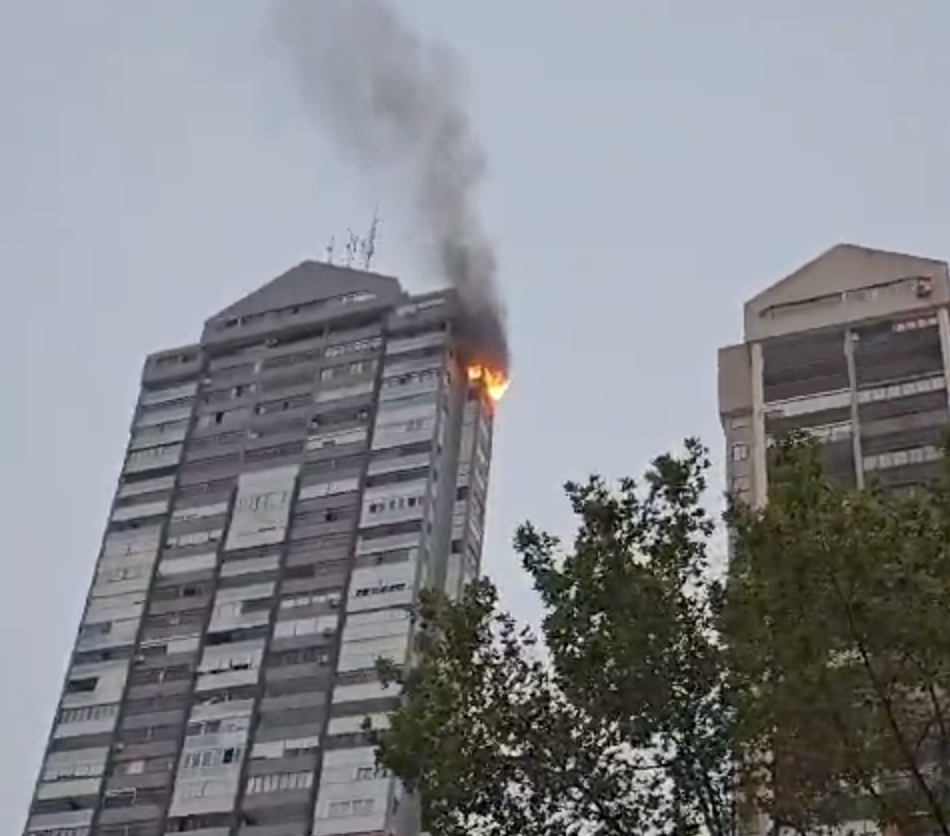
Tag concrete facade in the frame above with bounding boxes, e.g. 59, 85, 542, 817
24, 261, 499, 836
719, 243, 950, 836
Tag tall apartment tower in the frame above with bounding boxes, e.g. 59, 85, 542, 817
718, 243, 950, 836
23, 261, 501, 836
720, 243, 950, 506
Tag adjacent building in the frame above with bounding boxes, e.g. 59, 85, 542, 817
24, 261, 501, 836
718, 242, 950, 836
720, 243, 950, 505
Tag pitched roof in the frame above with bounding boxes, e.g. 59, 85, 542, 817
207, 260, 404, 325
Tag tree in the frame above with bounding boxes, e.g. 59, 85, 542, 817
373, 435, 950, 836
372, 439, 735, 836
723, 435, 950, 836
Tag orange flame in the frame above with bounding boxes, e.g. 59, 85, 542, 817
467, 364, 510, 404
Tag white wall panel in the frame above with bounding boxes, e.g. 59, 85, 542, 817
116, 474, 176, 499
273, 613, 339, 639
341, 608, 410, 643
168, 771, 242, 817
77, 616, 139, 651
124, 443, 183, 474
134, 402, 192, 428
220, 553, 280, 578
158, 551, 217, 577
306, 427, 368, 451
140, 381, 197, 406
171, 501, 229, 523
298, 477, 360, 501
346, 563, 416, 613
225, 465, 299, 550
355, 534, 420, 557
83, 590, 147, 624
101, 526, 162, 558
26, 810, 94, 834
385, 330, 446, 355
110, 499, 170, 522
331, 680, 391, 705
326, 712, 390, 735
336, 633, 410, 674
60, 662, 129, 710
129, 422, 188, 451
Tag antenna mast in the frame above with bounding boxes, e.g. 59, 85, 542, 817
342, 229, 358, 267
323, 209, 382, 269
359, 208, 381, 270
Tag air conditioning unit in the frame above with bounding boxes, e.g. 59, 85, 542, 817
916, 276, 934, 297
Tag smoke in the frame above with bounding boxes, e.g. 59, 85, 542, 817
269, 0, 510, 373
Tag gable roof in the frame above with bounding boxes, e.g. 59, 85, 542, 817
747, 243, 947, 310
207, 260, 404, 325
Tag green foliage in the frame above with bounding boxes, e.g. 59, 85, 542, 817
723, 435, 950, 836
372, 439, 734, 836
370, 434, 950, 836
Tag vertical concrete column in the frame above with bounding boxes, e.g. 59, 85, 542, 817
937, 307, 950, 413
843, 330, 865, 489
750, 342, 768, 510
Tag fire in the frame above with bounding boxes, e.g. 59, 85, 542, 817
467, 364, 510, 403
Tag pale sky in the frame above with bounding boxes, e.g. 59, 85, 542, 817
3, 1, 950, 831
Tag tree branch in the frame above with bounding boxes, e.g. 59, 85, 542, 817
825, 563, 950, 836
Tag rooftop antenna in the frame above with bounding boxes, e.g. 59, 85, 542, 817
342, 229, 359, 267
359, 208, 381, 270
324, 211, 382, 270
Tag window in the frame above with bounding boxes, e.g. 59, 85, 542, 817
43, 758, 106, 782
327, 798, 376, 818
729, 414, 751, 430
320, 359, 377, 381
165, 528, 222, 548
244, 441, 305, 462
856, 375, 945, 404
199, 651, 260, 675
366, 492, 425, 515
180, 746, 243, 770
375, 416, 434, 436
267, 646, 330, 668
324, 336, 382, 358
125, 443, 182, 470
863, 445, 942, 472
65, 677, 98, 694
245, 770, 314, 794
58, 703, 118, 724
731, 443, 749, 462
335, 290, 376, 305
279, 590, 341, 610
806, 422, 852, 444
354, 581, 407, 598
893, 314, 938, 333
381, 368, 439, 390
186, 716, 249, 737
355, 765, 390, 780
273, 614, 339, 638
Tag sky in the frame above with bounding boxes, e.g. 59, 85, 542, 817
2, 0, 950, 829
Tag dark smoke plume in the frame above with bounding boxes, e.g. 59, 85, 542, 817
269, 0, 510, 373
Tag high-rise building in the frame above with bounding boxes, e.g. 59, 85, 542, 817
720, 243, 950, 506
23, 261, 503, 836
718, 242, 950, 836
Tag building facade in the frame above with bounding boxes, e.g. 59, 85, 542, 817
24, 261, 499, 836
720, 243, 950, 506
718, 243, 950, 836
